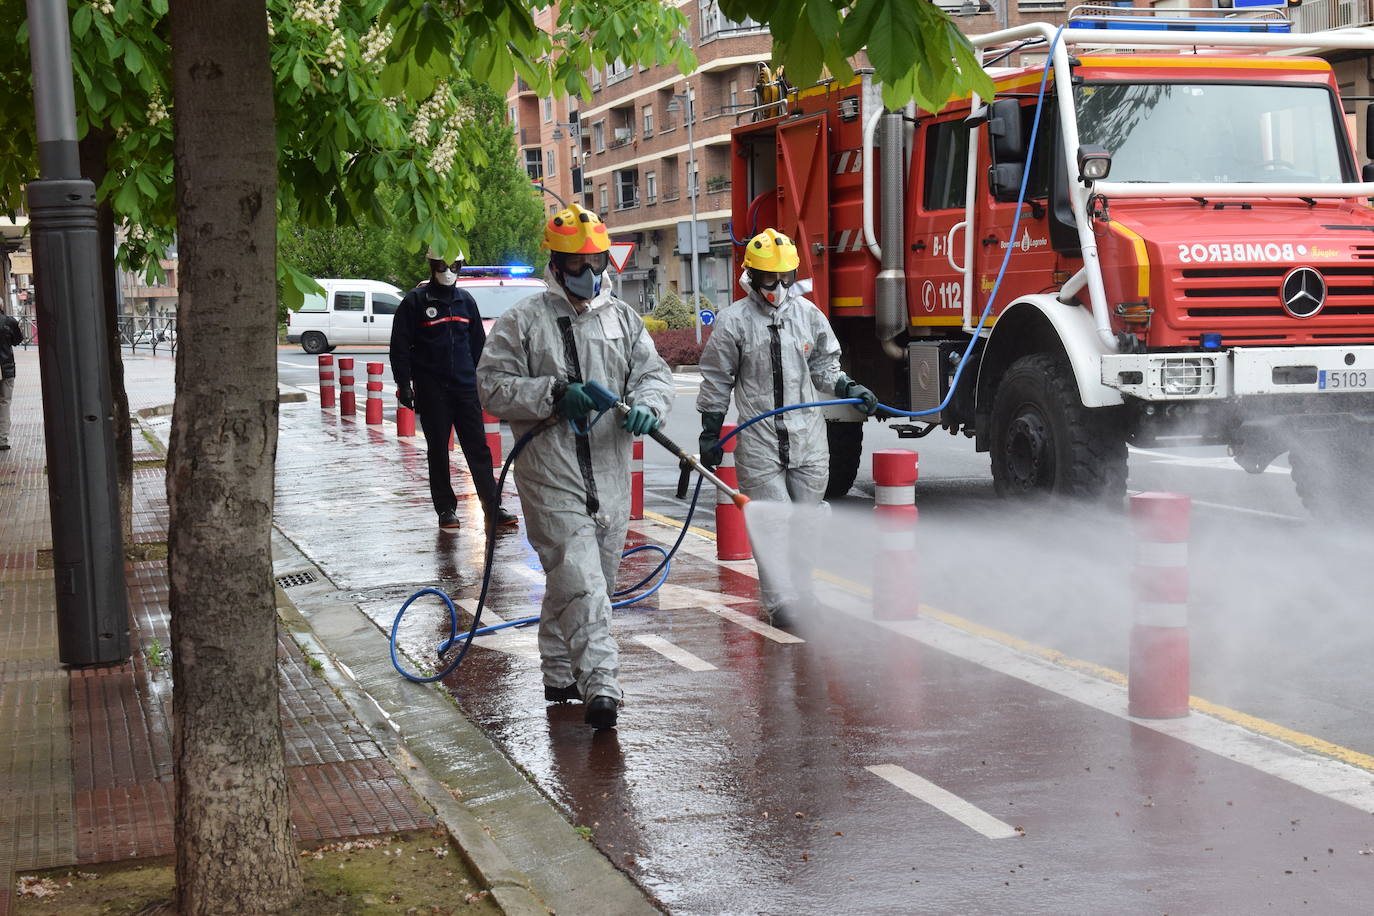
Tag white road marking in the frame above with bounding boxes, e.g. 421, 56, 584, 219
633, 634, 717, 671
866, 765, 1019, 839
702, 605, 804, 643
454, 599, 540, 661
1127, 445, 1290, 475
653, 582, 752, 609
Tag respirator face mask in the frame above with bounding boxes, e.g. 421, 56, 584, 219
556, 251, 610, 301
429, 258, 462, 287
748, 268, 796, 305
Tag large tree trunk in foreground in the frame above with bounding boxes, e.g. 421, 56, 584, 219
77, 129, 134, 542
168, 1, 300, 912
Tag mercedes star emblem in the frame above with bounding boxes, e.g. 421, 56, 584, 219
1280, 266, 1325, 318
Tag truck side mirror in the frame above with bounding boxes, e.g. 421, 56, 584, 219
989, 162, 1026, 202
988, 98, 1026, 164
1362, 162, 1374, 183
1366, 102, 1374, 159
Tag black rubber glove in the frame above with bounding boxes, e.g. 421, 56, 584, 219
396, 380, 415, 410
835, 375, 879, 416
698, 411, 725, 470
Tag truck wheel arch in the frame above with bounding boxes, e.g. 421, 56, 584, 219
974, 297, 1122, 449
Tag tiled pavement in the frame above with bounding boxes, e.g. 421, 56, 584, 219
0, 351, 436, 915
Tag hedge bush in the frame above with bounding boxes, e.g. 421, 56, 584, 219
641, 315, 668, 334
651, 326, 713, 369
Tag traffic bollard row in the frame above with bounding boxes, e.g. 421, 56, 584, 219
338, 357, 356, 416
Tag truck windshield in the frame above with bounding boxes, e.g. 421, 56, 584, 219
1076, 82, 1346, 184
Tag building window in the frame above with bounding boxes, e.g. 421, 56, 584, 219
699, 0, 764, 41
524, 148, 543, 181
545, 149, 557, 178
599, 184, 609, 213
615, 169, 639, 209
643, 105, 654, 137
607, 58, 631, 85
593, 121, 606, 153
508, 105, 517, 124
543, 97, 554, 122
728, 79, 739, 112
645, 171, 657, 205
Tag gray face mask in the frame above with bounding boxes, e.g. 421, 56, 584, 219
560, 265, 603, 301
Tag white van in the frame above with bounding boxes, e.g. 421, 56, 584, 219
286, 279, 405, 353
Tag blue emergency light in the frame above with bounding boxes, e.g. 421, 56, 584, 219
458, 265, 535, 276
1067, 16, 1291, 32
1201, 333, 1223, 350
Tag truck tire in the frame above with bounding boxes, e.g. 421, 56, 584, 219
989, 353, 1126, 502
301, 331, 328, 355
825, 421, 864, 500
1290, 432, 1374, 520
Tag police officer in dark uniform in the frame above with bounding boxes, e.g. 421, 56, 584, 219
390, 248, 518, 532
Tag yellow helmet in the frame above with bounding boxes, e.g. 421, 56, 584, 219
544, 204, 611, 254
742, 229, 800, 273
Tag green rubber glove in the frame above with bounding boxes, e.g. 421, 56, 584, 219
557, 381, 597, 421
623, 405, 661, 435
698, 411, 725, 469
835, 375, 880, 416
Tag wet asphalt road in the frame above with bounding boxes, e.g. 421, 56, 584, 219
274, 347, 1374, 913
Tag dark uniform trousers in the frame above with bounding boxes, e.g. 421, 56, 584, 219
415, 380, 500, 516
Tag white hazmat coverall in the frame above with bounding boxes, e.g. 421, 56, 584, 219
695, 274, 844, 616
477, 267, 673, 702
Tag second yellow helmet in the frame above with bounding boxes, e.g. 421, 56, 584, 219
742, 229, 800, 273
544, 204, 611, 254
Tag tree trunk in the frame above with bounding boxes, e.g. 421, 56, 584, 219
168, 1, 301, 912
77, 129, 133, 542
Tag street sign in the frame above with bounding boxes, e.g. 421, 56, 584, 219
699, 308, 715, 326
608, 242, 636, 273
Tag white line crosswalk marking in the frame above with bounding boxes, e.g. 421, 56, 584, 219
634, 634, 716, 671
866, 765, 1019, 839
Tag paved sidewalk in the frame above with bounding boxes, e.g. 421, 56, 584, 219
0, 350, 605, 915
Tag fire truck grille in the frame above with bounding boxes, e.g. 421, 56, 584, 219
1175, 266, 1374, 320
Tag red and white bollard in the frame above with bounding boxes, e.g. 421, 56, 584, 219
338, 357, 356, 416
630, 439, 644, 520
317, 354, 336, 409
365, 362, 384, 425
872, 449, 920, 620
1128, 492, 1192, 719
483, 411, 503, 465
715, 424, 751, 561
396, 401, 416, 436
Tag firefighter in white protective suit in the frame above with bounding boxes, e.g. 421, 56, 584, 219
695, 229, 880, 627
477, 204, 673, 730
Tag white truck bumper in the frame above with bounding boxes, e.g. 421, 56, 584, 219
1101, 345, 1374, 401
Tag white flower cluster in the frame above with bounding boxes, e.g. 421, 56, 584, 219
126, 224, 149, 243
322, 32, 347, 75
267, 11, 275, 37
291, 0, 340, 28
429, 132, 457, 178
146, 90, 169, 126
409, 87, 449, 143
381, 97, 399, 112
360, 22, 392, 64
116, 124, 132, 139
89, 0, 115, 14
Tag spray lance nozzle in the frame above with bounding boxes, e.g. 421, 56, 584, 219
581, 380, 749, 509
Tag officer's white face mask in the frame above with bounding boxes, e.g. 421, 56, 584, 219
434, 270, 457, 287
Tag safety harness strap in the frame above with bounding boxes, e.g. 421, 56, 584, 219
558, 316, 600, 516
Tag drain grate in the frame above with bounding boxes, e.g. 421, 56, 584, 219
275, 571, 317, 589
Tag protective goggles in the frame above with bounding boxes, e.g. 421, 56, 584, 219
428, 258, 464, 273
555, 251, 610, 274
748, 268, 796, 290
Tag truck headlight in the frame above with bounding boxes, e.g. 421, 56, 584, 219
1157, 357, 1216, 397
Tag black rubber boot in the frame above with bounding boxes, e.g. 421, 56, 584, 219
544, 683, 581, 704
766, 604, 794, 630
585, 696, 618, 729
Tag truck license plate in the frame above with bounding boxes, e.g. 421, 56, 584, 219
1319, 369, 1372, 391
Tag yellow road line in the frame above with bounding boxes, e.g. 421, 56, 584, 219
657, 521, 1374, 773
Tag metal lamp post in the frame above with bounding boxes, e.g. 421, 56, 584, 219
669, 85, 703, 344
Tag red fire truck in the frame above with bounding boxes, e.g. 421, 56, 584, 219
730, 6, 1374, 516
